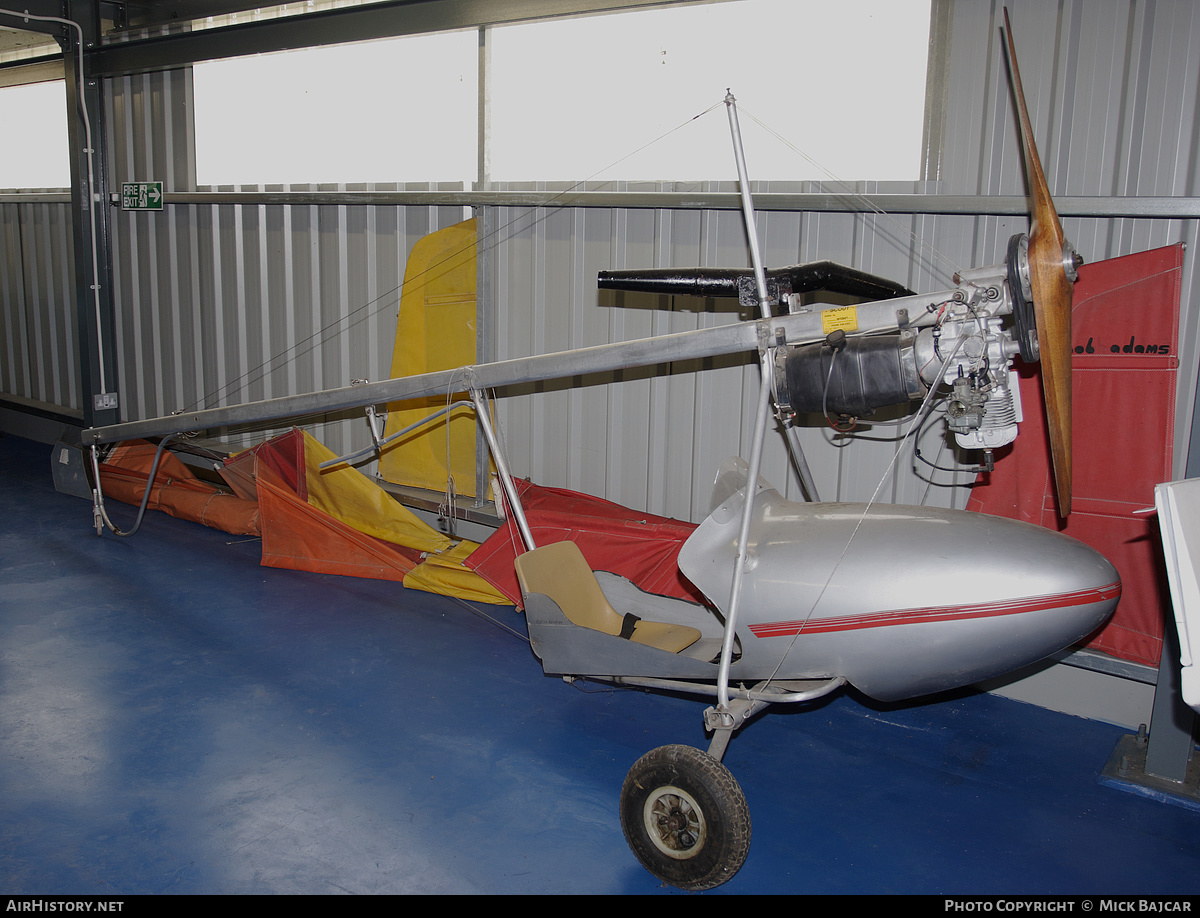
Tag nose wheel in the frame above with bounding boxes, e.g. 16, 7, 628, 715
619, 744, 751, 890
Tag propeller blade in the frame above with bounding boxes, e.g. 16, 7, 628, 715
1003, 8, 1075, 517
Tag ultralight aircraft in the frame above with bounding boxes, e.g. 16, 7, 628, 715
75, 10, 1123, 890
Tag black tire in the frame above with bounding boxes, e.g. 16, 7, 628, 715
619, 744, 751, 891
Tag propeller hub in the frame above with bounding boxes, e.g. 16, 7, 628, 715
1063, 242, 1083, 283
1011, 234, 1033, 299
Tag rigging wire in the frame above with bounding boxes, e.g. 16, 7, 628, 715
177, 99, 727, 415
757, 334, 969, 689
61, 79, 999, 686
733, 103, 967, 288
175, 94, 976, 453
444, 593, 531, 645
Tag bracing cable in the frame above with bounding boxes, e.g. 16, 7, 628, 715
174, 100, 728, 415
758, 334, 969, 689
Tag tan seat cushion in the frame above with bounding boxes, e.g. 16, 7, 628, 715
515, 541, 700, 653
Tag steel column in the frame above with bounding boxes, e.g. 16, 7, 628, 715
0, 2, 120, 427
62, 4, 118, 428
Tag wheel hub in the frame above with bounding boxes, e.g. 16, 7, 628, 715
644, 785, 706, 860
664, 809, 689, 833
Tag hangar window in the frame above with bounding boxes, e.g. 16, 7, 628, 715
191, 0, 931, 187
192, 29, 478, 186
0, 80, 70, 190
487, 0, 932, 183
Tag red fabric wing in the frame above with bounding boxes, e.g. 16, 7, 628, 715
467, 480, 706, 607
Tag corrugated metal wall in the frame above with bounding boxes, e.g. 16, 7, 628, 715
104, 68, 470, 457
1, 0, 1198, 527
0, 197, 77, 411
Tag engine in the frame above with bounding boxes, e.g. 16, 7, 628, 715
771, 256, 1027, 453
598, 235, 1042, 459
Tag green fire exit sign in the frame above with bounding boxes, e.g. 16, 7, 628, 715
121, 181, 163, 211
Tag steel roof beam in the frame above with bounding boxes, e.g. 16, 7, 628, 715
86, 0, 706, 76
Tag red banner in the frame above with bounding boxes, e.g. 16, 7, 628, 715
968, 244, 1184, 666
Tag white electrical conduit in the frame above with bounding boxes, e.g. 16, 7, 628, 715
0, 8, 109, 397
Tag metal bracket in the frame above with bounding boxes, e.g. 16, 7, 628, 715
705, 694, 771, 762
51, 437, 92, 500
1100, 729, 1200, 813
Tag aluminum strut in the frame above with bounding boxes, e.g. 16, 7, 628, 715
468, 387, 535, 553
318, 402, 472, 470
714, 91, 778, 716
725, 90, 770, 318
715, 354, 774, 715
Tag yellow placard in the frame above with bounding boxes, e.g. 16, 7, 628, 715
821, 306, 859, 334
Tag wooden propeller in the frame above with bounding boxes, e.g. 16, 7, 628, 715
1002, 8, 1077, 517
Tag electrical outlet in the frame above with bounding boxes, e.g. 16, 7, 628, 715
94, 392, 119, 410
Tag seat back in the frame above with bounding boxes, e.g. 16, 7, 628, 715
514, 540, 625, 636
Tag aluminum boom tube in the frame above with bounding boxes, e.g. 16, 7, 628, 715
80, 290, 951, 448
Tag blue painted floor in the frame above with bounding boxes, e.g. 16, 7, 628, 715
2, 431, 1199, 896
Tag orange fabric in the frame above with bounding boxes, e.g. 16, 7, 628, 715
224, 428, 308, 500
254, 458, 424, 581
100, 440, 261, 536
231, 430, 507, 602
228, 429, 453, 552
104, 431, 507, 603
